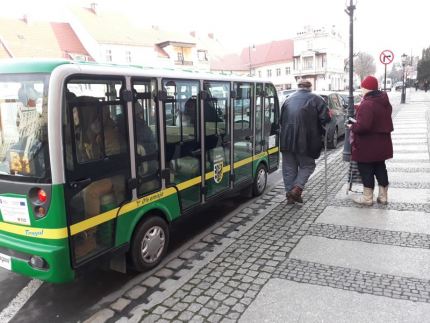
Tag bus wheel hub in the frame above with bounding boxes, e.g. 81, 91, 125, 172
141, 226, 165, 263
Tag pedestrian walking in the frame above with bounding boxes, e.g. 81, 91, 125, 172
280, 79, 331, 204
348, 75, 393, 205
424, 80, 429, 93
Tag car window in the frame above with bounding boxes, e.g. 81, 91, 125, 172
319, 95, 328, 105
330, 94, 342, 112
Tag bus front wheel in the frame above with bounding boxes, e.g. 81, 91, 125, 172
130, 215, 169, 271
253, 164, 267, 196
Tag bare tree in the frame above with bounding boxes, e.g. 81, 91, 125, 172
354, 52, 376, 81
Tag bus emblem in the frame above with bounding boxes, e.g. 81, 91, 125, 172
213, 160, 223, 184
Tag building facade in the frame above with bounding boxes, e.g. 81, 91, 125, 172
293, 25, 347, 91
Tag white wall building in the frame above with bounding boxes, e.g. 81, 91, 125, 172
293, 25, 347, 91
255, 62, 295, 90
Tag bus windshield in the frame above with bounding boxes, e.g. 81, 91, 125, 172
0, 74, 49, 180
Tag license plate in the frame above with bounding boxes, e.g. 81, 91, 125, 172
0, 253, 11, 270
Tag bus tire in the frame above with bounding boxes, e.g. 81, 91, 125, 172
252, 163, 267, 196
130, 215, 169, 272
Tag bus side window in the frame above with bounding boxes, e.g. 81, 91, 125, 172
133, 78, 161, 196
163, 79, 200, 188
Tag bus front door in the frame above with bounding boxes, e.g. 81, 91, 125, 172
63, 79, 131, 265
203, 82, 231, 199
263, 83, 280, 171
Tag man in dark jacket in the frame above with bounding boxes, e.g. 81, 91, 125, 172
349, 75, 393, 205
280, 79, 331, 204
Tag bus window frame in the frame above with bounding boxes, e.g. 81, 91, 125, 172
0, 73, 52, 183
131, 77, 162, 198
63, 74, 130, 182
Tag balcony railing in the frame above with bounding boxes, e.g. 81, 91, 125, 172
174, 60, 193, 66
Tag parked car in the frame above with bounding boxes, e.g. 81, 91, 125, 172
380, 78, 392, 91
278, 89, 296, 105
393, 81, 404, 91
314, 91, 347, 149
337, 91, 362, 109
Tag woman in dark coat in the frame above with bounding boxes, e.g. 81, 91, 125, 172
349, 75, 393, 205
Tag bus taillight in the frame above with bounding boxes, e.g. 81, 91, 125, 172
28, 187, 48, 219
34, 206, 46, 219
37, 189, 47, 203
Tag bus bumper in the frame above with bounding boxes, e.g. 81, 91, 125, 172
0, 231, 74, 283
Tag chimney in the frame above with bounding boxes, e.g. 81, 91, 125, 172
22, 14, 31, 24
90, 2, 98, 15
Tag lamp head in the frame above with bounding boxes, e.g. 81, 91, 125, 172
401, 53, 408, 65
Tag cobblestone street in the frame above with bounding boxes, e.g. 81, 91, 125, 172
85, 90, 430, 323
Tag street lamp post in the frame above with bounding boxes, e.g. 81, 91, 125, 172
401, 53, 407, 104
248, 45, 255, 76
342, 0, 356, 162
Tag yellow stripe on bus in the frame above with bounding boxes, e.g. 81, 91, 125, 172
70, 147, 277, 235
71, 187, 178, 235
0, 147, 279, 239
70, 209, 118, 235
233, 156, 253, 169
119, 187, 177, 215
0, 222, 68, 239
268, 146, 279, 154
254, 151, 268, 160
176, 176, 202, 191
205, 164, 231, 180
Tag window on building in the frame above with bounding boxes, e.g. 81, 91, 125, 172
125, 50, 132, 63
197, 50, 208, 61
303, 57, 313, 70
322, 54, 326, 68
258, 71, 262, 78
267, 69, 272, 77
105, 49, 112, 62
177, 52, 184, 62
276, 68, 281, 77
285, 67, 291, 75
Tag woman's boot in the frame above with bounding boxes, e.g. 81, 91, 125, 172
353, 187, 374, 206
377, 186, 388, 205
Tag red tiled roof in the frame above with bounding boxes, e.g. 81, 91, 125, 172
241, 39, 294, 67
69, 6, 157, 46
154, 45, 169, 58
212, 39, 294, 71
50, 22, 91, 59
210, 53, 248, 72
0, 17, 63, 58
0, 39, 11, 59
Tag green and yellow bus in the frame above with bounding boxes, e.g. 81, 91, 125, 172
0, 59, 279, 283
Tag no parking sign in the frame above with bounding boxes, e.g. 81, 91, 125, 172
380, 50, 394, 91
380, 50, 394, 65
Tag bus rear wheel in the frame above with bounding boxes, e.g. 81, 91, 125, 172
130, 215, 169, 271
253, 163, 267, 196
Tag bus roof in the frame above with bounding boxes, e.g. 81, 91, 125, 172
0, 58, 71, 74
0, 59, 271, 84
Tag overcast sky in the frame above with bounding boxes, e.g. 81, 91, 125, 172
2, 0, 429, 72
